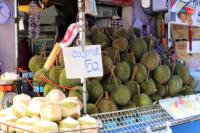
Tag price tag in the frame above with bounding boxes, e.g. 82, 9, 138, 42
62, 45, 103, 79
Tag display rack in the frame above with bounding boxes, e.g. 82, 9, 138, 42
92, 104, 200, 133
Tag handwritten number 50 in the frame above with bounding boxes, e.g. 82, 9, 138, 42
85, 59, 99, 73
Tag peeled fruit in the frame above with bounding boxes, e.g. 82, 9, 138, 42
115, 61, 131, 82
112, 37, 128, 52
153, 65, 170, 84
40, 103, 62, 121
29, 55, 45, 73
16, 117, 39, 133
59, 117, 80, 132
49, 66, 63, 84
133, 93, 153, 107
140, 51, 160, 71
78, 115, 98, 133
112, 28, 129, 39
174, 63, 190, 84
87, 103, 99, 115
166, 75, 183, 96
27, 97, 47, 117
87, 80, 104, 102
141, 79, 156, 96
34, 120, 58, 133
112, 85, 131, 106
125, 80, 138, 97
130, 38, 147, 60
59, 97, 83, 119
46, 89, 66, 103
0, 115, 18, 133
12, 94, 31, 118
133, 63, 147, 83
59, 69, 81, 87
102, 56, 113, 75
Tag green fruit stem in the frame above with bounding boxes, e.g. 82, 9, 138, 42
131, 50, 136, 66
146, 70, 150, 81
95, 94, 104, 106
105, 30, 114, 41
171, 62, 176, 75
137, 84, 141, 95
109, 65, 119, 88
165, 85, 169, 97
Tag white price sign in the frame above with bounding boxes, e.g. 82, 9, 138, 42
62, 45, 103, 79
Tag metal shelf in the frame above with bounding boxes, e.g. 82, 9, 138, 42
92, 104, 200, 133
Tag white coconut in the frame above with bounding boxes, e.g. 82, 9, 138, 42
78, 115, 98, 133
0, 115, 18, 133
27, 97, 47, 117
40, 103, 62, 121
46, 89, 66, 103
59, 117, 80, 133
12, 94, 31, 118
0, 106, 15, 118
33, 120, 58, 133
59, 97, 83, 119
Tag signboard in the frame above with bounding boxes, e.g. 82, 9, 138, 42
85, 0, 98, 16
62, 45, 103, 79
170, 0, 200, 26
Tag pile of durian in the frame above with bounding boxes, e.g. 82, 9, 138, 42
0, 89, 98, 133
28, 26, 197, 114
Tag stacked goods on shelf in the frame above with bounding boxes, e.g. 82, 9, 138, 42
0, 90, 99, 133
28, 25, 197, 114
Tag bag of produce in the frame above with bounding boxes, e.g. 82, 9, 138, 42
27, 97, 47, 117
59, 97, 83, 119
33, 120, 58, 133
78, 115, 98, 133
46, 89, 66, 103
40, 103, 62, 121
59, 117, 80, 133
12, 94, 31, 118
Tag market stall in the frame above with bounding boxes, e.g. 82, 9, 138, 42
1, 0, 200, 133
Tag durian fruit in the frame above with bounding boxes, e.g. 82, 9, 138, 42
12, 94, 31, 118
143, 36, 160, 48
102, 77, 121, 95
46, 89, 66, 103
43, 83, 55, 96
87, 103, 98, 115
140, 51, 160, 71
97, 92, 118, 113
33, 68, 49, 86
115, 61, 131, 82
182, 86, 195, 95
60, 97, 83, 119
121, 52, 136, 66
29, 55, 45, 73
133, 63, 147, 83
59, 69, 81, 87
49, 66, 63, 84
153, 65, 171, 84
156, 84, 166, 97
151, 95, 162, 102
27, 97, 47, 117
130, 38, 147, 60
112, 37, 128, 52
78, 115, 98, 133
102, 56, 113, 75
112, 85, 131, 106
119, 101, 136, 110
34, 120, 58, 133
188, 77, 197, 89
87, 80, 104, 103
40, 103, 62, 121
103, 47, 116, 60
59, 117, 80, 132
174, 63, 190, 84
125, 80, 138, 97
86, 38, 93, 45
68, 86, 85, 102
112, 28, 129, 39
91, 31, 110, 46
59, 52, 64, 66
133, 93, 153, 107
166, 75, 183, 96
141, 78, 156, 96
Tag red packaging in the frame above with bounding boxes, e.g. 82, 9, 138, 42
112, 0, 133, 6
